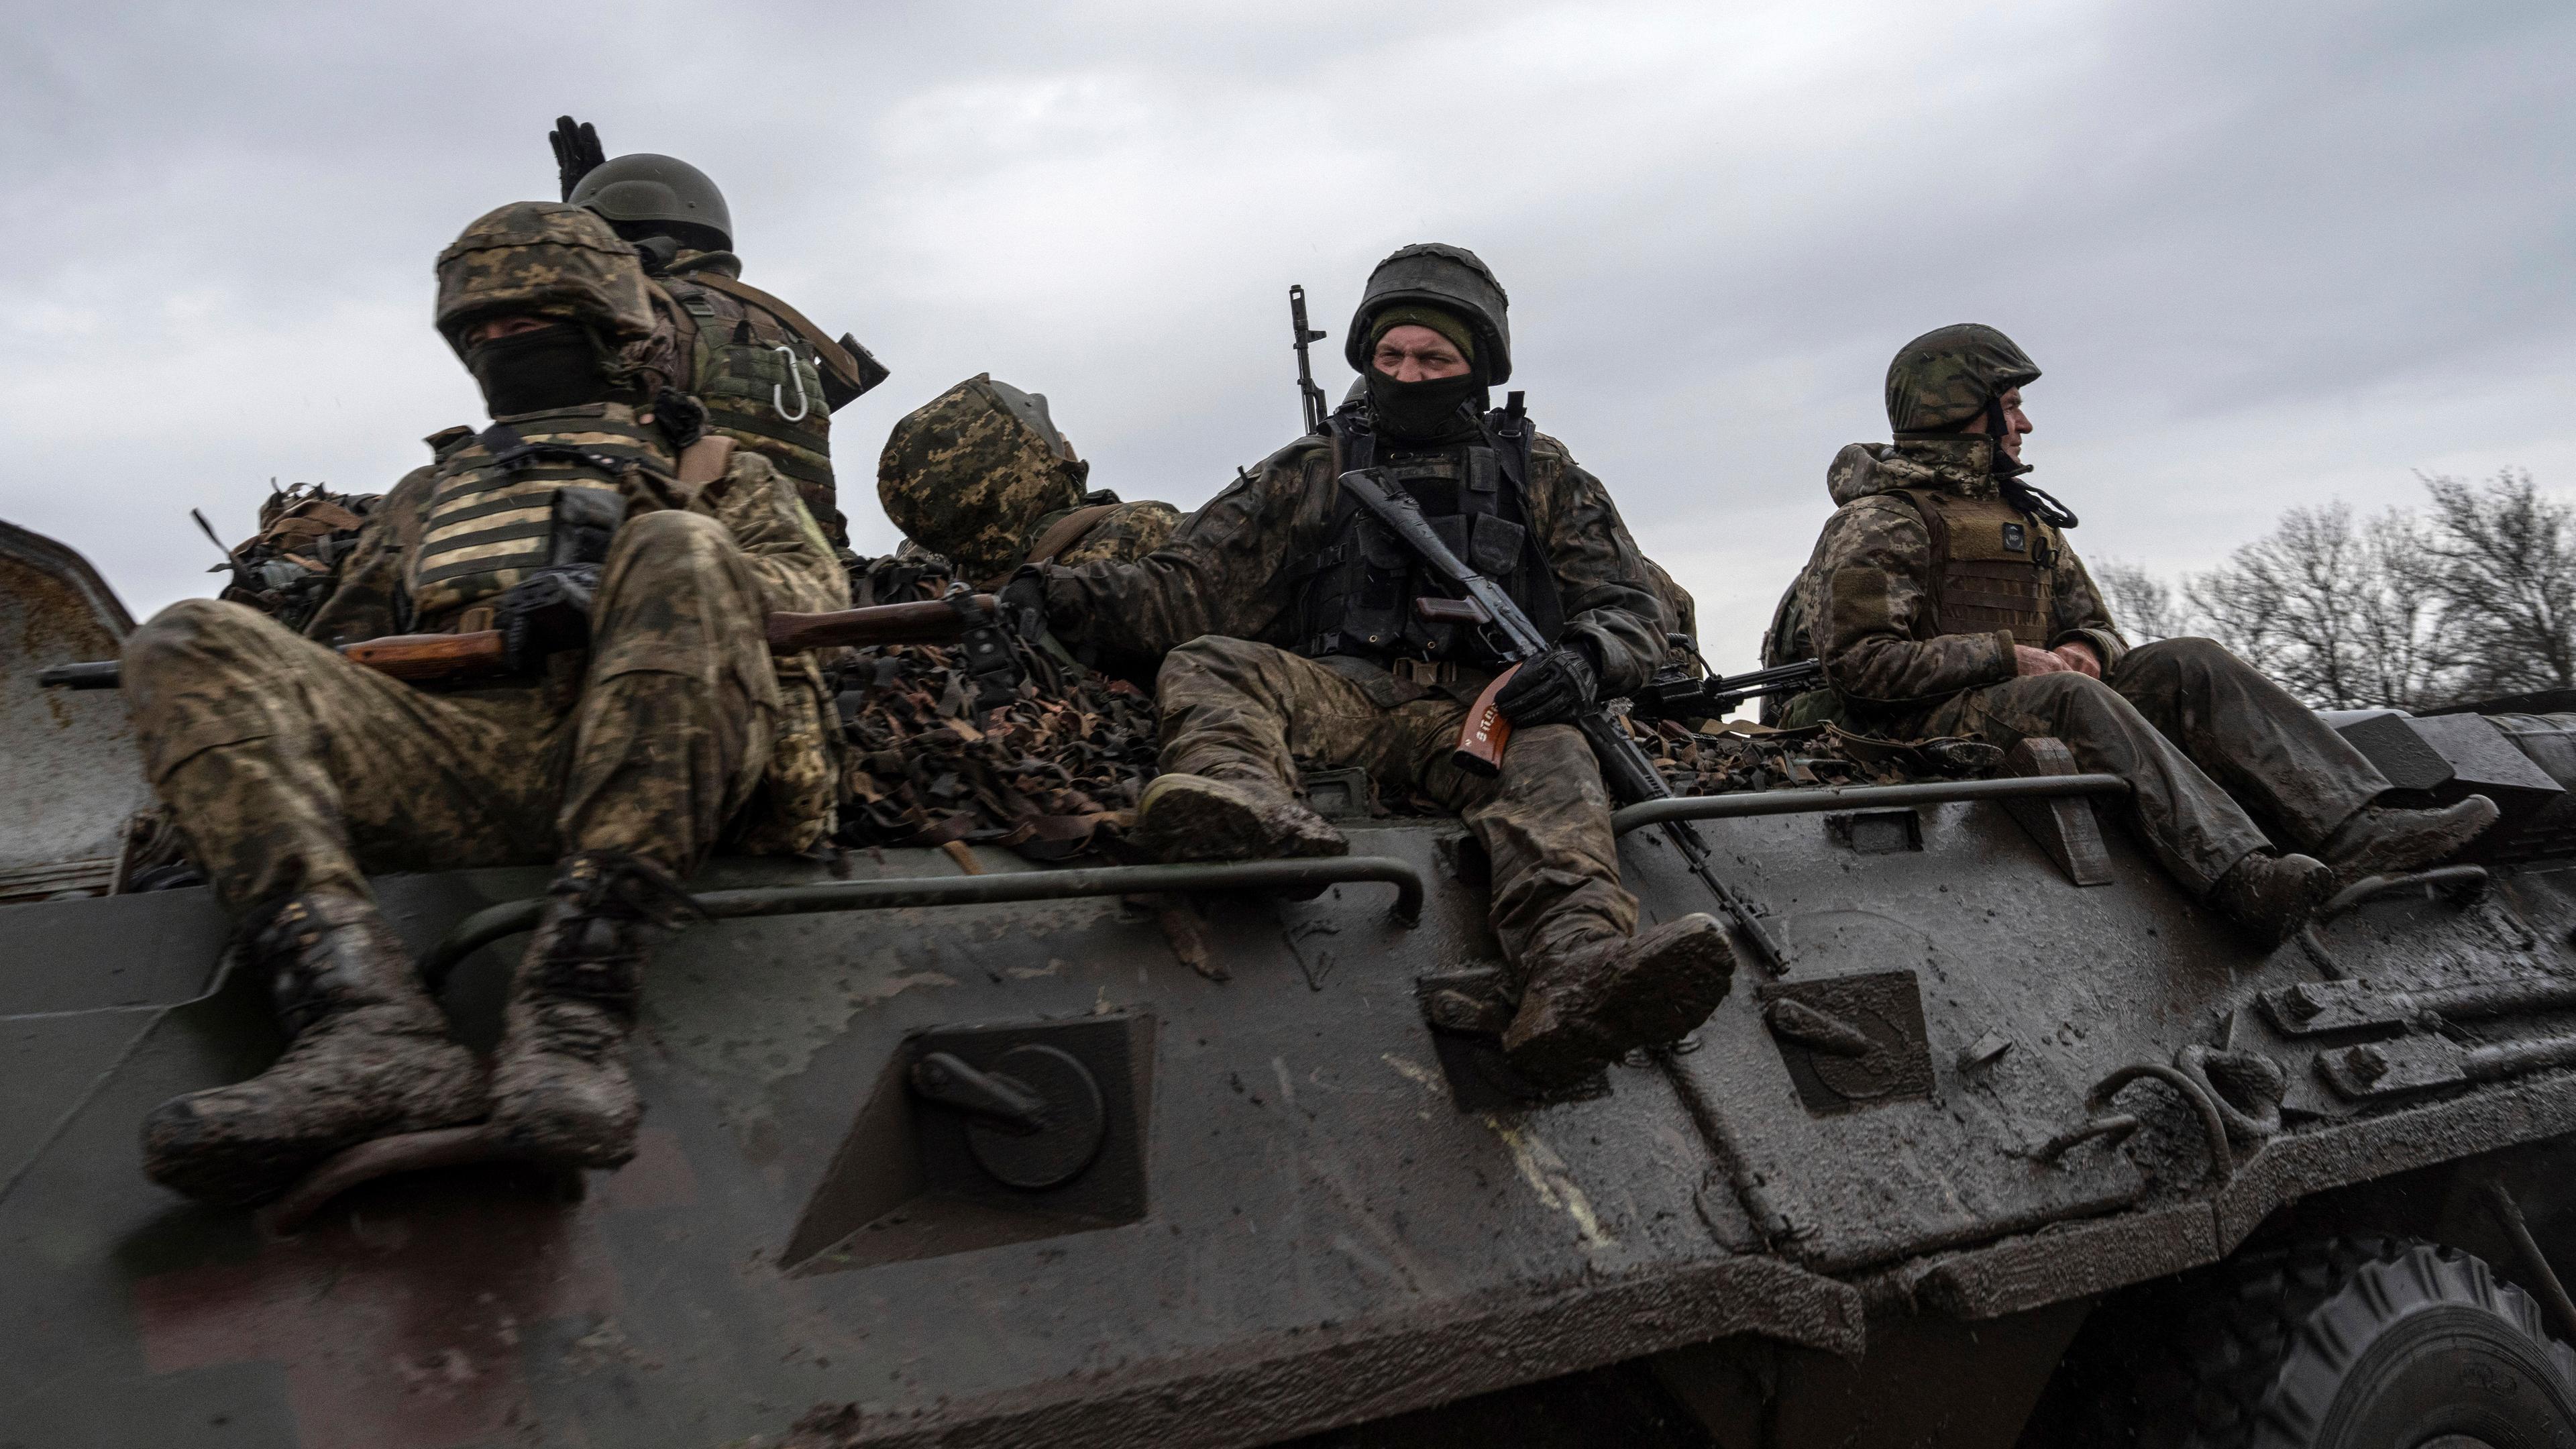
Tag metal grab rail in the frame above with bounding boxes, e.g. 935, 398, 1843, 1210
420, 855, 1427, 989
1610, 774, 2131, 837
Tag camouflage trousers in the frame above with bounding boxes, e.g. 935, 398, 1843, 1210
123, 511, 783, 914
1155, 637, 1636, 968
1908, 637, 2390, 894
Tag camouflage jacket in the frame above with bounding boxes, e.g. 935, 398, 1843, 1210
306, 411, 846, 645
1801, 436, 2126, 714
1039, 429, 1668, 696
1036, 494, 1183, 571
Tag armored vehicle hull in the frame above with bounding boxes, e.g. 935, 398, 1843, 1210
10, 522, 2576, 1448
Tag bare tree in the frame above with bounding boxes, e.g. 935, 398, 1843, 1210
2093, 559, 2190, 643
2184, 503, 2451, 710
2418, 468, 2576, 698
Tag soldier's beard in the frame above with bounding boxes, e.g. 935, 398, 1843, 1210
1366, 367, 1486, 444
468, 325, 616, 418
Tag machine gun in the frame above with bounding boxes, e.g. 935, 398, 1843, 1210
1627, 658, 1825, 726
1289, 285, 1330, 436
39, 592, 1012, 692
1334, 468, 1790, 969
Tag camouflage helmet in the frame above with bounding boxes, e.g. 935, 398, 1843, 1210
433, 201, 658, 359
1345, 243, 1513, 384
1885, 324, 2041, 434
568, 153, 734, 252
877, 375, 1091, 582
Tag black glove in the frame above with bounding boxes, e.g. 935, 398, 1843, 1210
998, 568, 1052, 643
1493, 645, 1598, 729
549, 116, 606, 202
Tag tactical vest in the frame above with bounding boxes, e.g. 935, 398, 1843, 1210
1287, 405, 1564, 665
403, 406, 661, 627
663, 274, 837, 537
1887, 488, 2061, 644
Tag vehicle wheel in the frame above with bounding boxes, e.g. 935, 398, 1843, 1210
2025, 1235, 2576, 1448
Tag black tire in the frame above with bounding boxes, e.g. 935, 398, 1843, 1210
2027, 1236, 2576, 1448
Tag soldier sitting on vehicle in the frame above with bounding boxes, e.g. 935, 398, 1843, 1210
875, 374, 1183, 585
1782, 323, 2497, 941
1002, 244, 1734, 1085
118, 201, 848, 1205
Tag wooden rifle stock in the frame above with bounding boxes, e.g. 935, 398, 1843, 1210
44, 595, 1007, 690
1450, 663, 1519, 778
337, 630, 506, 680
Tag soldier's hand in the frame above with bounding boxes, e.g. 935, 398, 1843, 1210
2051, 641, 2102, 679
550, 116, 606, 202
998, 568, 1051, 643
2015, 645, 2072, 677
1494, 645, 1599, 728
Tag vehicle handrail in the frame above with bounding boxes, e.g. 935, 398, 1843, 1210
1610, 774, 2130, 837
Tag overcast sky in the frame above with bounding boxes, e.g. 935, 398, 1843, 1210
5, 0, 2571, 669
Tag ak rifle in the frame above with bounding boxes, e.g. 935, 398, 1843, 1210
38, 594, 1007, 692
1289, 285, 1329, 436
1333, 468, 1792, 970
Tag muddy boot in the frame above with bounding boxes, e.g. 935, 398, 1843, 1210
1502, 914, 1735, 1087
488, 852, 701, 1169
2209, 851, 2336, 945
1132, 773, 1348, 864
141, 892, 486, 1206
2318, 796, 2501, 878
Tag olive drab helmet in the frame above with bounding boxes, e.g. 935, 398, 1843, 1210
1884, 323, 2041, 435
1344, 243, 1514, 384
877, 374, 1092, 583
433, 201, 659, 358
568, 152, 735, 253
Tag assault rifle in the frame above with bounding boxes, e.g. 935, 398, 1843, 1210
38, 593, 1009, 692
1627, 657, 1825, 725
1334, 468, 1791, 969
1289, 285, 1330, 436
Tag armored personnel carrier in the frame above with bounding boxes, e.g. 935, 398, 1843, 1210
10, 516, 2576, 1448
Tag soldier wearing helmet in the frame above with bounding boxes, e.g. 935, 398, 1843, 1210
1006, 244, 1734, 1087
1787, 323, 2497, 941
554, 117, 886, 549
875, 374, 1182, 586
117, 201, 849, 1207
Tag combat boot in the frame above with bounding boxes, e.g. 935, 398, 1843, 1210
1503, 913, 1735, 1087
141, 892, 486, 1206
2209, 851, 2337, 945
2318, 796, 2501, 879
488, 851, 702, 1169
1132, 772, 1348, 863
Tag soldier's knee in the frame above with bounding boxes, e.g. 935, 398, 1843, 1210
613, 508, 729, 566
127, 598, 272, 674
1158, 635, 1271, 686
2121, 635, 2245, 686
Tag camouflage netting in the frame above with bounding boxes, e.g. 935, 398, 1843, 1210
832, 554, 1161, 861
217, 484, 382, 635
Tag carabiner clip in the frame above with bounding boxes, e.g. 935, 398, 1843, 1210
771, 344, 811, 423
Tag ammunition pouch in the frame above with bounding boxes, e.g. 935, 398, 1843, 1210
496, 486, 627, 672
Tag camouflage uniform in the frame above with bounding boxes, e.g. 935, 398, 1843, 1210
129, 415, 848, 913
1801, 432, 2390, 892
122, 202, 847, 1205
877, 374, 1181, 584
1042, 427, 1667, 967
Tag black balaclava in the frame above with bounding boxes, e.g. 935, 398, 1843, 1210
466, 323, 615, 417
1366, 367, 1487, 444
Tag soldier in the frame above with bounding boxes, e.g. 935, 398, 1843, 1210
553, 117, 885, 549
1792, 323, 2496, 939
875, 374, 1183, 584
120, 202, 849, 1205
1006, 244, 1734, 1085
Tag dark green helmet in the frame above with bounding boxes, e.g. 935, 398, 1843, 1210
1885, 323, 2040, 434
569, 153, 733, 253
1344, 243, 1513, 384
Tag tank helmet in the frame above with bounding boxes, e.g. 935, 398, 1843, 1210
433, 201, 659, 358
1884, 323, 2041, 435
877, 374, 1092, 583
1344, 243, 1513, 385
568, 152, 734, 253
